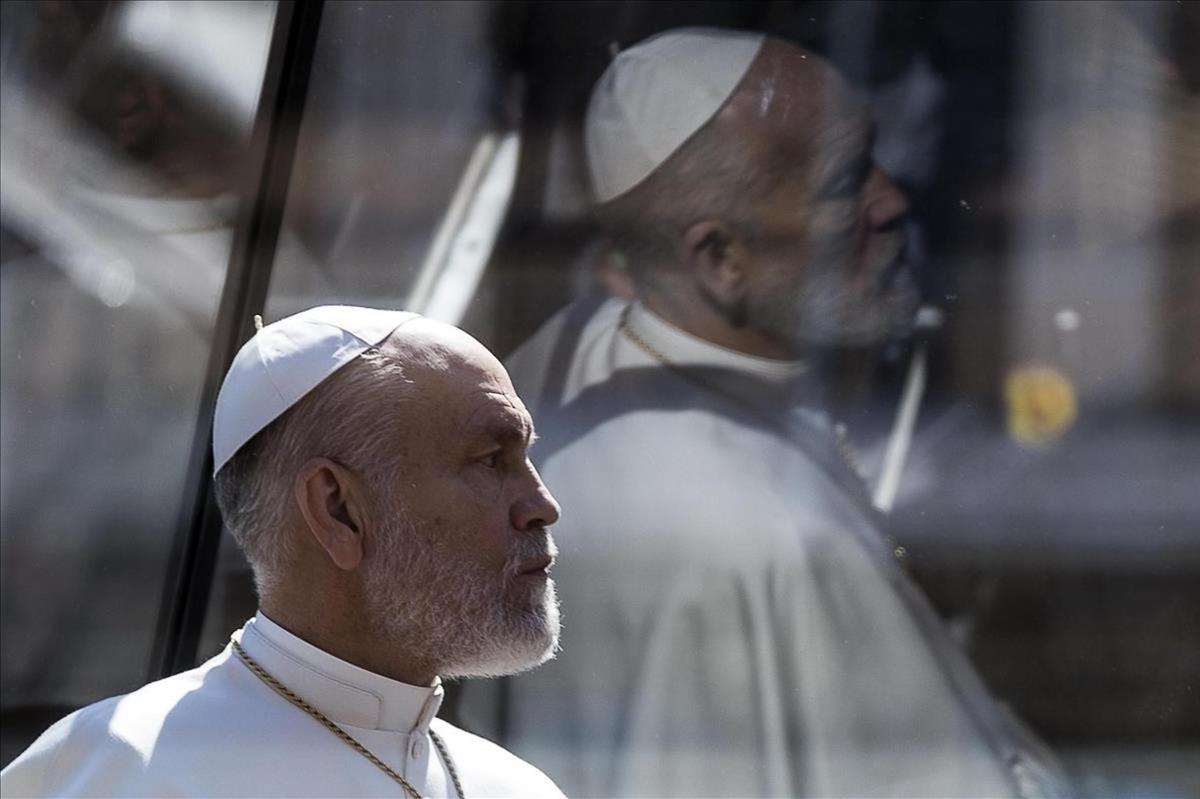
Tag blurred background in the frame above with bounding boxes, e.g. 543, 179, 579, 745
1, 1, 1197, 796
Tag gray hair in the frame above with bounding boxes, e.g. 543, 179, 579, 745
212, 344, 413, 598
593, 115, 791, 291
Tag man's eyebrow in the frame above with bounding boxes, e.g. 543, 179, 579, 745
834, 124, 875, 181
477, 414, 535, 445
815, 121, 869, 166
847, 121, 875, 162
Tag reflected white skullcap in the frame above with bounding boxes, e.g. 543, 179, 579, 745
212, 305, 420, 475
585, 28, 765, 204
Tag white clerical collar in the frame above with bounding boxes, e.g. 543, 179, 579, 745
625, 301, 808, 384
234, 612, 444, 735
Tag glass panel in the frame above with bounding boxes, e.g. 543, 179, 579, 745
198, 0, 515, 658
0, 0, 276, 767
191, 1, 1197, 797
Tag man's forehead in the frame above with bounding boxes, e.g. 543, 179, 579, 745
817, 110, 874, 156
381, 325, 527, 423
727, 45, 872, 160
784, 71, 871, 143
464, 389, 533, 437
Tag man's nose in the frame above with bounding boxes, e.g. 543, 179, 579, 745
863, 167, 909, 230
512, 464, 562, 532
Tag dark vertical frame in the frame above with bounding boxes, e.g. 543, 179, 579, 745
149, 0, 325, 680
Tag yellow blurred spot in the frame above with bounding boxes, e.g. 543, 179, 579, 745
1005, 364, 1078, 446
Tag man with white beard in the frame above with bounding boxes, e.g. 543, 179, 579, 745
459, 29, 1069, 798
1, 306, 565, 798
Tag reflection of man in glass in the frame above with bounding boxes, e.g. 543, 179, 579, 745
0, 0, 316, 765
25, 0, 250, 198
460, 29, 1067, 798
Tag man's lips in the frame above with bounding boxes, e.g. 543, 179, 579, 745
857, 235, 908, 294
517, 555, 554, 577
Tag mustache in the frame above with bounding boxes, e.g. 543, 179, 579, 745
502, 531, 558, 580
806, 224, 907, 284
870, 231, 909, 288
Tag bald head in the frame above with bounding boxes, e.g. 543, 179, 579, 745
719, 38, 869, 170
728, 39, 864, 133
377, 316, 517, 398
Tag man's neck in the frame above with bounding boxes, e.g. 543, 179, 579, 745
640, 291, 799, 361
259, 599, 439, 687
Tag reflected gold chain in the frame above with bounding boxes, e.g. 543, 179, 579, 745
232, 639, 465, 799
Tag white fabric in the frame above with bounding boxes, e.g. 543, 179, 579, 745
0, 614, 565, 798
459, 298, 1068, 798
212, 305, 419, 474
585, 28, 765, 203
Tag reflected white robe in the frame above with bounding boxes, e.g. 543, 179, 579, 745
460, 298, 1066, 798
1, 614, 564, 798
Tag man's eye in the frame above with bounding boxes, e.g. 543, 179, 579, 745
823, 170, 863, 199
822, 159, 871, 199
480, 451, 502, 468
824, 175, 857, 198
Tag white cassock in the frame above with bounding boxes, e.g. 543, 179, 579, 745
0, 613, 564, 799
458, 297, 1069, 799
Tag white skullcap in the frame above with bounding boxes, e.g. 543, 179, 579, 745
212, 305, 419, 475
585, 28, 765, 204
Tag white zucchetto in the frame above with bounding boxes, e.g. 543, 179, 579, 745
212, 305, 419, 474
584, 28, 766, 204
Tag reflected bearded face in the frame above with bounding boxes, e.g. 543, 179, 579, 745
362, 489, 560, 679
736, 50, 919, 351
754, 192, 917, 350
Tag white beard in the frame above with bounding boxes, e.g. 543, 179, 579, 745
360, 499, 561, 680
761, 230, 918, 350
794, 261, 918, 348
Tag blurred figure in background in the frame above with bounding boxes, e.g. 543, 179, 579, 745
461, 28, 1067, 798
0, 0, 287, 762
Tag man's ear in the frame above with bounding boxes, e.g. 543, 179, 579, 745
682, 220, 751, 325
294, 458, 370, 571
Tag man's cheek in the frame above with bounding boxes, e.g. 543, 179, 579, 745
806, 203, 858, 258
809, 195, 857, 228
461, 467, 504, 503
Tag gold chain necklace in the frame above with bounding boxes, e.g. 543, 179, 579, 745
617, 306, 908, 564
232, 640, 465, 799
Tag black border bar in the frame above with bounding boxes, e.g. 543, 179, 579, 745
149, 0, 325, 680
